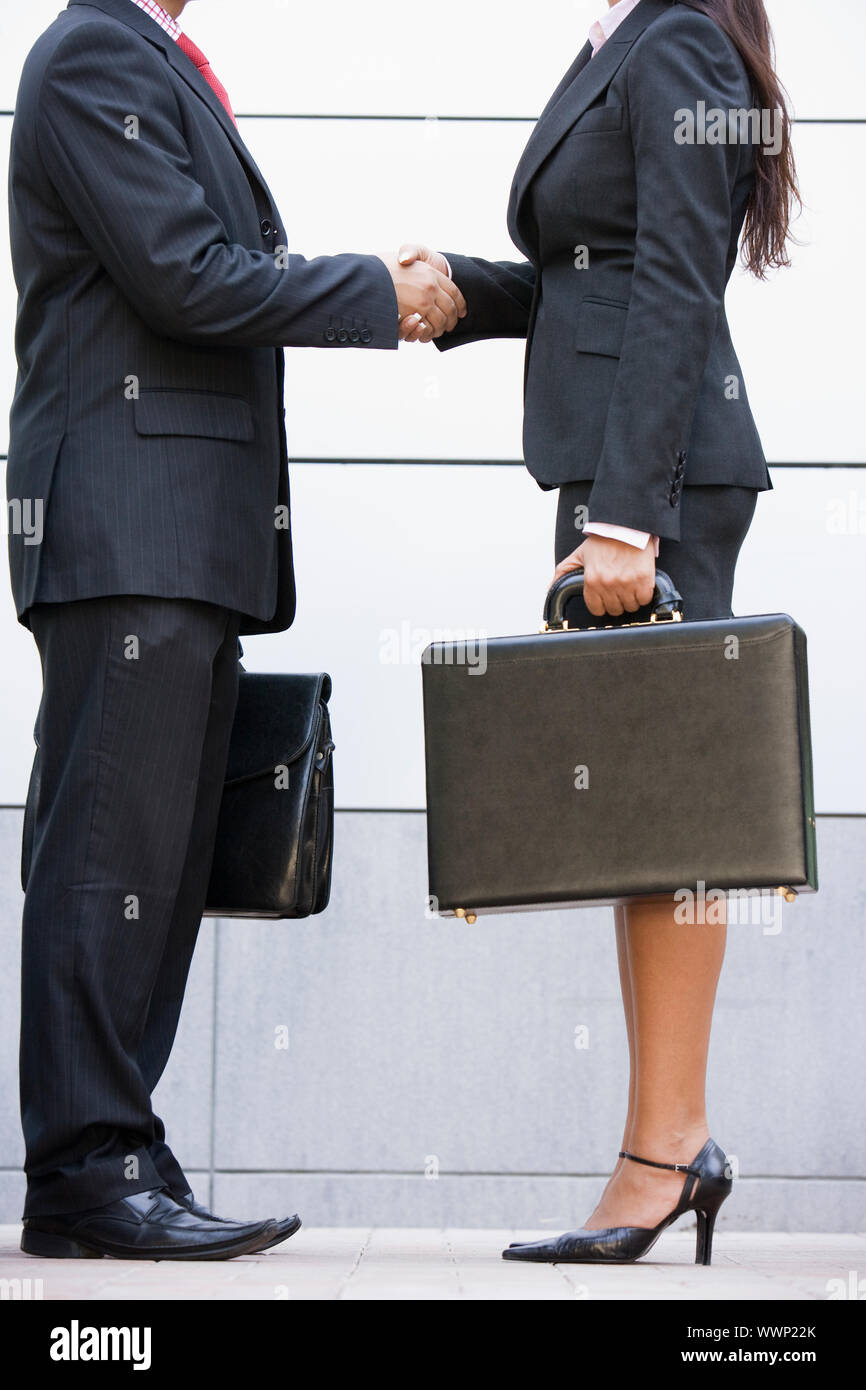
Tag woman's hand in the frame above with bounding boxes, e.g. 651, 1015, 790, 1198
552, 534, 657, 618
380, 248, 465, 339
396, 245, 459, 342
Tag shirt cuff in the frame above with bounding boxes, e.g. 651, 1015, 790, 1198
441, 254, 453, 280
584, 522, 660, 557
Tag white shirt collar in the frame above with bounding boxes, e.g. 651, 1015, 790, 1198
589, 0, 642, 54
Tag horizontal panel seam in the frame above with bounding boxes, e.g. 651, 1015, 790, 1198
2, 456, 866, 468
0, 1166, 856, 1181
87, 1169, 866, 1182
1, 112, 865, 123
0, 807, 863, 816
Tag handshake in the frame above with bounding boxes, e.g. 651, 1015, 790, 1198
380, 244, 466, 344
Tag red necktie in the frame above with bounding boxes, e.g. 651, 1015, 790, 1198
176, 32, 238, 127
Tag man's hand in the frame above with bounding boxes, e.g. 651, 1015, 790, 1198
552, 534, 657, 618
394, 244, 462, 342
379, 246, 466, 340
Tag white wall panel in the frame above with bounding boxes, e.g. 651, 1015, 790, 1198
237, 465, 866, 816
765, 0, 866, 123
0, 118, 13, 454
1, 116, 862, 463
1, 2, 862, 121
0, 589, 42, 805
1, 464, 863, 811
254, 118, 864, 465
726, 124, 866, 464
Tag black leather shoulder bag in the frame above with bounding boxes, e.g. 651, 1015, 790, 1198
20, 670, 335, 920
204, 671, 335, 919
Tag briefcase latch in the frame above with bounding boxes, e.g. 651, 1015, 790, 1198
540, 611, 684, 633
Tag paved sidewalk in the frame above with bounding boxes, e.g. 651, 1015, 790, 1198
1, 1227, 863, 1300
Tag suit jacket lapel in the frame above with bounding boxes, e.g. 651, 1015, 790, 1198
67, 0, 276, 208
534, 41, 594, 129
159, 40, 272, 186
507, 0, 671, 238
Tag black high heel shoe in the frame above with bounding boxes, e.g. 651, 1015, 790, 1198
503, 1138, 732, 1267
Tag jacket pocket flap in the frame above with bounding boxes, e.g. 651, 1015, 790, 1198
576, 298, 628, 359
574, 103, 624, 134
223, 673, 333, 785
134, 389, 254, 442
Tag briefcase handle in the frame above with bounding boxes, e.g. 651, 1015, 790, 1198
543, 568, 684, 630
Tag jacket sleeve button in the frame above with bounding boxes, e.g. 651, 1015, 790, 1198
337, 328, 349, 343
261, 218, 273, 237
360, 329, 372, 344
324, 327, 337, 342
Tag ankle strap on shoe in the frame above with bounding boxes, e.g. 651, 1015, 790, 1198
619, 1150, 702, 1177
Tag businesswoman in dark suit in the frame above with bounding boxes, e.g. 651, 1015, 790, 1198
402, 0, 799, 1263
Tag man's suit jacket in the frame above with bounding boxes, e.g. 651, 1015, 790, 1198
438, 0, 772, 540
7, 0, 399, 634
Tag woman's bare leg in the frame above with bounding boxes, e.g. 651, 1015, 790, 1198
615, 906, 637, 1152
584, 892, 727, 1230
583, 907, 635, 1221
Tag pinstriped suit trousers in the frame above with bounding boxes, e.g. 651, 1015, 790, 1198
20, 596, 241, 1217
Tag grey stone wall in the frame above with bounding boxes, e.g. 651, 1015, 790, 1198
0, 809, 862, 1231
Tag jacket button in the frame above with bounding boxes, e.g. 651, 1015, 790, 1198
324, 327, 337, 343
337, 328, 349, 343
350, 329, 361, 344
261, 218, 273, 237
360, 329, 372, 344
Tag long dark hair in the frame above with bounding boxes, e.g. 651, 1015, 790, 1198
679, 0, 801, 277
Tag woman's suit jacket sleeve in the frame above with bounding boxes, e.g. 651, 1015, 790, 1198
586, 12, 753, 537
434, 255, 536, 346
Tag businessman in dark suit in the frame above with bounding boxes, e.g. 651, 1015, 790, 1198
7, 0, 465, 1259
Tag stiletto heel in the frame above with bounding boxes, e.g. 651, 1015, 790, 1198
503, 1138, 733, 1266
694, 1187, 729, 1265
695, 1205, 715, 1266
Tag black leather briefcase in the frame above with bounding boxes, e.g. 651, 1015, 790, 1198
422, 573, 818, 919
204, 672, 335, 919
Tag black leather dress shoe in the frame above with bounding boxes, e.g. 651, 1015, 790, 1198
20, 1188, 280, 1260
175, 1191, 302, 1251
